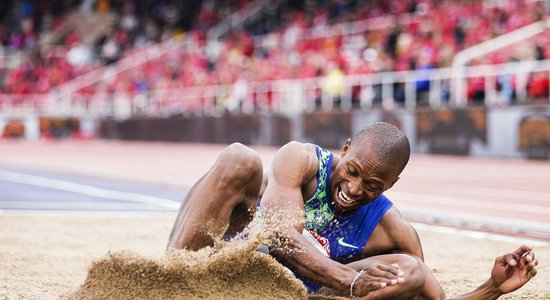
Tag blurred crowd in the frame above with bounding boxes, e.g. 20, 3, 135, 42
0, 0, 548, 105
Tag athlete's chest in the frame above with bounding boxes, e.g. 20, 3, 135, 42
308, 212, 366, 263
301, 176, 321, 201
305, 194, 394, 263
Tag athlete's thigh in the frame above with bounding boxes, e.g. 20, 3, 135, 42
168, 144, 263, 250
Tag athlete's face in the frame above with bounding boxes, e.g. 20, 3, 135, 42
330, 138, 400, 213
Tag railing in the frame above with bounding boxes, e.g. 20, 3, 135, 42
452, 18, 550, 106
1, 59, 549, 119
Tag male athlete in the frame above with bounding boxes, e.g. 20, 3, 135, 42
167, 122, 538, 299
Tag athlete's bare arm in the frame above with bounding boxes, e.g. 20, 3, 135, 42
369, 209, 443, 298
261, 142, 404, 296
364, 207, 424, 260
426, 245, 538, 300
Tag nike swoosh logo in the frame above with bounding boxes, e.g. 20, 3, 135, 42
337, 238, 359, 249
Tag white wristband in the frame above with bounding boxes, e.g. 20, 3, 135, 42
350, 269, 366, 298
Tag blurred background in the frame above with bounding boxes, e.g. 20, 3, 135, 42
0, 0, 549, 158
1, 3, 550, 298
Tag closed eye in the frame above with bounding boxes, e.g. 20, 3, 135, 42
363, 182, 381, 192
347, 167, 358, 176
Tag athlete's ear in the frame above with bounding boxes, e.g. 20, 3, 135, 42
340, 138, 352, 157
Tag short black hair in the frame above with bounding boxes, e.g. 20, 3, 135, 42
353, 122, 411, 174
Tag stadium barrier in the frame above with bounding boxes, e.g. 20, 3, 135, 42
0, 60, 549, 159
92, 104, 549, 160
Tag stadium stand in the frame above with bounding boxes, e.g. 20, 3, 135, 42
0, 0, 548, 118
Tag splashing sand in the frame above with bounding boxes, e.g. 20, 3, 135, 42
65, 219, 309, 300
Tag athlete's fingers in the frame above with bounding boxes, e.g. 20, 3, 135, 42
367, 264, 402, 278
504, 253, 518, 267
521, 251, 536, 265
353, 263, 408, 297
363, 280, 387, 290
515, 244, 533, 257
532, 255, 538, 268
379, 263, 403, 276
514, 245, 533, 263
362, 265, 404, 286
355, 275, 389, 294
389, 263, 404, 277
502, 244, 533, 267
521, 251, 539, 273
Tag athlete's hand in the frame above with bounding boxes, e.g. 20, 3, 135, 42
353, 263, 404, 297
490, 245, 538, 294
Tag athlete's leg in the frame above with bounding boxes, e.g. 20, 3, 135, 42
167, 143, 263, 252
315, 254, 445, 299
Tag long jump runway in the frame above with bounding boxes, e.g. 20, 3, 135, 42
0, 140, 549, 243
0, 166, 182, 211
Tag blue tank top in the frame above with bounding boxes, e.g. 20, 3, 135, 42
299, 145, 393, 291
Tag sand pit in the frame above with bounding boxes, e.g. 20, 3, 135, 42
0, 141, 548, 299
64, 221, 307, 300
1, 212, 548, 299
65, 249, 306, 300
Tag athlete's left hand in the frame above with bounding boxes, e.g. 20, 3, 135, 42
490, 245, 538, 294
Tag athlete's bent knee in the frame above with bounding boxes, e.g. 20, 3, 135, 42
215, 143, 263, 186
408, 256, 425, 283
399, 254, 425, 294
397, 254, 425, 295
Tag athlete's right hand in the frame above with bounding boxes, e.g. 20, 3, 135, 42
353, 263, 404, 297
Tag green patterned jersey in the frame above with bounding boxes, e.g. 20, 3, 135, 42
303, 145, 335, 233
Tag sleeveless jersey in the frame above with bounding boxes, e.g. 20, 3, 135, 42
298, 145, 393, 291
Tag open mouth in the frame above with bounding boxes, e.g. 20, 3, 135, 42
336, 187, 357, 208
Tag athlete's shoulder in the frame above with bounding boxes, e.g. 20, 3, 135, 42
271, 142, 318, 180
279, 141, 316, 152
379, 206, 408, 230
276, 141, 318, 161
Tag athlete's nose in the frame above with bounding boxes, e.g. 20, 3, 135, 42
347, 178, 363, 197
